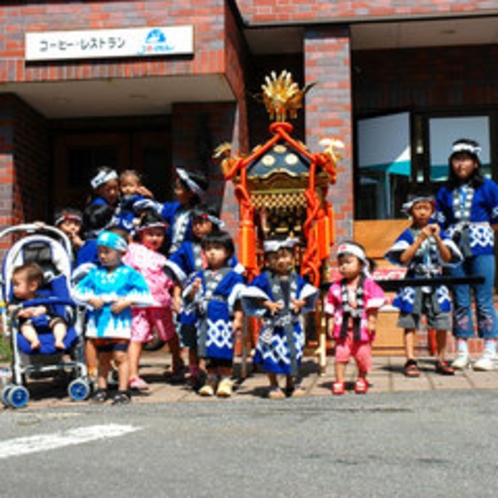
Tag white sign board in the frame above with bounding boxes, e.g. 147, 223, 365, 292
26, 26, 194, 61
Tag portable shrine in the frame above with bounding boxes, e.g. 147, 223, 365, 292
215, 70, 343, 286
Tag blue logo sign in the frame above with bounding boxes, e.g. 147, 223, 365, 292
137, 29, 175, 55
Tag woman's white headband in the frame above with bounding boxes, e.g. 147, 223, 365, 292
452, 143, 481, 155
91, 170, 118, 190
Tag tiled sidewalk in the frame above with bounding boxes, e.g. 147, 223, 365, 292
5, 350, 498, 410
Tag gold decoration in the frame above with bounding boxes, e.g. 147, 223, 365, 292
256, 70, 316, 122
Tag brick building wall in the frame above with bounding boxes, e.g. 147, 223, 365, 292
0, 95, 48, 251
304, 26, 353, 243
353, 45, 498, 114
236, 0, 498, 23
0, 0, 226, 83
171, 102, 242, 237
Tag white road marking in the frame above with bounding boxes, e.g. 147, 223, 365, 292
0, 424, 140, 459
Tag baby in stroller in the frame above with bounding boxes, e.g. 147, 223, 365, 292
1, 224, 89, 408
8, 262, 67, 351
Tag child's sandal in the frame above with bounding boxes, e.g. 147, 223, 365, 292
354, 378, 369, 394
404, 359, 420, 377
435, 360, 455, 376
91, 388, 109, 404
111, 390, 131, 405
332, 381, 345, 395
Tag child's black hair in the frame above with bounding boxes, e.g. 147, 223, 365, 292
201, 230, 235, 260
82, 203, 114, 238
139, 209, 167, 229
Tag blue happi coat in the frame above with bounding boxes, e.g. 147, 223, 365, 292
436, 178, 498, 257
241, 271, 318, 376
183, 268, 245, 360
385, 226, 462, 313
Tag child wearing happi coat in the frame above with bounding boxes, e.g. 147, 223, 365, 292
73, 229, 153, 404
183, 231, 245, 397
325, 241, 386, 395
241, 239, 318, 399
385, 193, 462, 377
135, 168, 208, 255
164, 204, 226, 387
113, 169, 154, 234
123, 210, 180, 391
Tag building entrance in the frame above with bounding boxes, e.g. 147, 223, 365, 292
52, 128, 172, 211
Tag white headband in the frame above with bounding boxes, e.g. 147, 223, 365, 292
337, 243, 367, 264
91, 170, 118, 190
54, 214, 82, 226
263, 238, 299, 253
402, 196, 435, 214
452, 143, 481, 156
177, 168, 206, 197
263, 240, 281, 253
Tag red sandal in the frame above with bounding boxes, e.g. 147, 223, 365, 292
354, 378, 369, 394
435, 360, 455, 376
332, 381, 345, 395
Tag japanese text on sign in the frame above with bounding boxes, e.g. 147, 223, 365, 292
25, 26, 194, 61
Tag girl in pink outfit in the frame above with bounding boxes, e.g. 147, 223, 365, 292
325, 241, 386, 395
123, 210, 181, 391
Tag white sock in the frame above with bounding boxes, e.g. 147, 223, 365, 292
484, 340, 496, 355
457, 339, 468, 354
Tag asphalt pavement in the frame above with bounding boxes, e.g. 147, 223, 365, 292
1, 389, 498, 497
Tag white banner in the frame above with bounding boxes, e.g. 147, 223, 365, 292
25, 26, 194, 61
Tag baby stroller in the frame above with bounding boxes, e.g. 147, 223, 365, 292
0, 224, 90, 408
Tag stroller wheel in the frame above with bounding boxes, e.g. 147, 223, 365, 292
8, 386, 29, 409
68, 379, 90, 401
2, 385, 12, 406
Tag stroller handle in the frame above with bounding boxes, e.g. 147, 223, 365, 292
0, 224, 73, 258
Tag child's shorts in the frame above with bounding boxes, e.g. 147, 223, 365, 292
397, 294, 451, 330
93, 338, 129, 353
131, 307, 175, 343
335, 333, 372, 372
